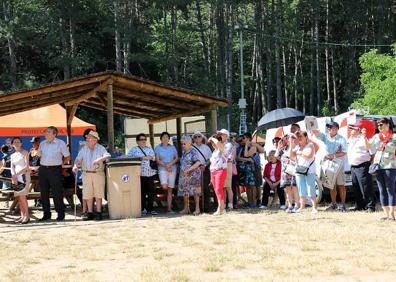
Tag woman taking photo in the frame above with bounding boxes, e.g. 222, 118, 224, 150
367, 118, 396, 220
289, 131, 318, 213
178, 136, 201, 215
208, 130, 228, 215
10, 137, 31, 224
155, 132, 179, 213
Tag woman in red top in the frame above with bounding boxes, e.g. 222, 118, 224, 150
260, 150, 285, 209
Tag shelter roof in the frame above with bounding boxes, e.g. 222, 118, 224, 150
0, 71, 229, 123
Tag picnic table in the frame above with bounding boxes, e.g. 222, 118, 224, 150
0, 165, 81, 212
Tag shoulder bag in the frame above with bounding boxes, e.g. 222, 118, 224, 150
138, 147, 158, 171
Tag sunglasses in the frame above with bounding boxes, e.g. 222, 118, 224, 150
138, 139, 147, 141
193, 136, 202, 139
377, 123, 384, 127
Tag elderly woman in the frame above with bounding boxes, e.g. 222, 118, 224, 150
289, 131, 318, 213
208, 131, 228, 215
367, 118, 396, 220
178, 136, 201, 215
155, 132, 179, 213
10, 137, 31, 224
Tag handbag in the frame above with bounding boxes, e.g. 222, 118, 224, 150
283, 159, 296, 176
138, 147, 158, 171
369, 150, 384, 176
295, 159, 315, 176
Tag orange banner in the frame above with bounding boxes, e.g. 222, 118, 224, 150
0, 126, 96, 137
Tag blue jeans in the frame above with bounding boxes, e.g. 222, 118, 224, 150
376, 169, 396, 206
296, 173, 316, 197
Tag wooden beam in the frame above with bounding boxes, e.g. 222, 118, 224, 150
65, 105, 78, 157
0, 86, 93, 110
85, 99, 160, 118
149, 124, 154, 148
0, 94, 83, 117
107, 83, 115, 156
81, 103, 155, 119
112, 86, 202, 111
176, 118, 182, 157
0, 76, 108, 103
113, 75, 229, 107
64, 79, 112, 106
147, 106, 214, 124
210, 108, 218, 133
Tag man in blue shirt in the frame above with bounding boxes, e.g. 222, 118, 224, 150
312, 121, 347, 212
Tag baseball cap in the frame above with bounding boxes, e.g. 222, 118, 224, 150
348, 122, 362, 129
326, 121, 339, 129
217, 129, 230, 137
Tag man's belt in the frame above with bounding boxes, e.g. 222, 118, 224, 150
40, 165, 62, 169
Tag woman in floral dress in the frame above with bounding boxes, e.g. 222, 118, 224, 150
178, 136, 201, 215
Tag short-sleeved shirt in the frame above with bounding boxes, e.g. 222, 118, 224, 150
316, 133, 347, 155
294, 143, 316, 174
76, 143, 110, 172
39, 138, 70, 166
127, 146, 157, 177
372, 134, 396, 169
192, 143, 212, 165
155, 144, 178, 172
210, 149, 227, 171
347, 135, 371, 166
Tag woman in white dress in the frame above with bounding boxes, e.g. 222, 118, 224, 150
11, 137, 31, 224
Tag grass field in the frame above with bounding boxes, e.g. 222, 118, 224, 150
1, 204, 396, 282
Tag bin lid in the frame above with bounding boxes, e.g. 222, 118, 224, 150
106, 157, 141, 167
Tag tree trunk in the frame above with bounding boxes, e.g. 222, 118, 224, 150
274, 0, 283, 108
331, 48, 338, 113
225, 2, 234, 129
59, 17, 70, 80
114, 0, 122, 72
216, 0, 226, 98
3, 0, 17, 88
195, 0, 209, 75
314, 4, 321, 115
69, 17, 75, 77
171, 5, 178, 84
325, 0, 331, 105
282, 45, 288, 107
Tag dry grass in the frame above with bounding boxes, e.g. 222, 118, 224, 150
1, 204, 396, 282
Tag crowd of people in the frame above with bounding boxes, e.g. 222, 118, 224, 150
0, 116, 395, 224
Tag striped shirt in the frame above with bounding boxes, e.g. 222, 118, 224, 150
38, 138, 70, 166
127, 146, 157, 177
75, 143, 110, 172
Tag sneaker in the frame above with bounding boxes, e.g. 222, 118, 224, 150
337, 204, 347, 212
227, 203, 234, 210
141, 209, 147, 216
325, 203, 337, 211
285, 207, 293, 213
279, 205, 287, 210
167, 210, 176, 215
291, 207, 299, 213
259, 205, 267, 209
150, 210, 158, 215
311, 208, 319, 214
294, 208, 303, 213
95, 212, 103, 220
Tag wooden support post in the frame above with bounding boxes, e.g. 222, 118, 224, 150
149, 123, 155, 148
107, 83, 115, 156
176, 117, 182, 157
210, 108, 218, 134
66, 104, 78, 158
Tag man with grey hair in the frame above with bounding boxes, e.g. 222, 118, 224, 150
38, 126, 70, 221
192, 130, 213, 212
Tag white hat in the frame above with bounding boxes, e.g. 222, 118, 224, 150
86, 130, 100, 140
217, 129, 230, 137
192, 130, 203, 137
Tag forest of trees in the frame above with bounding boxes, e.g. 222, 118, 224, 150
1, 0, 395, 133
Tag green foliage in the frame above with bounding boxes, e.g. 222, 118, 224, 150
353, 44, 396, 115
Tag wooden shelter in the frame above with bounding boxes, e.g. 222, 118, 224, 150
0, 71, 229, 155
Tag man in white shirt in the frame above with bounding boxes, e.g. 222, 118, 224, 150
347, 123, 375, 212
192, 130, 213, 212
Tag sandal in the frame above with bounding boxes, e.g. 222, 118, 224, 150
193, 210, 200, 216
14, 217, 23, 224
379, 216, 389, 221
179, 209, 190, 215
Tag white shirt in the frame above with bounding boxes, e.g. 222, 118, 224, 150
192, 143, 212, 165
269, 163, 277, 182
347, 135, 371, 166
295, 143, 316, 174
75, 143, 110, 172
39, 138, 70, 166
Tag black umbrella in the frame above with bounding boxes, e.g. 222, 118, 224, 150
257, 108, 305, 130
